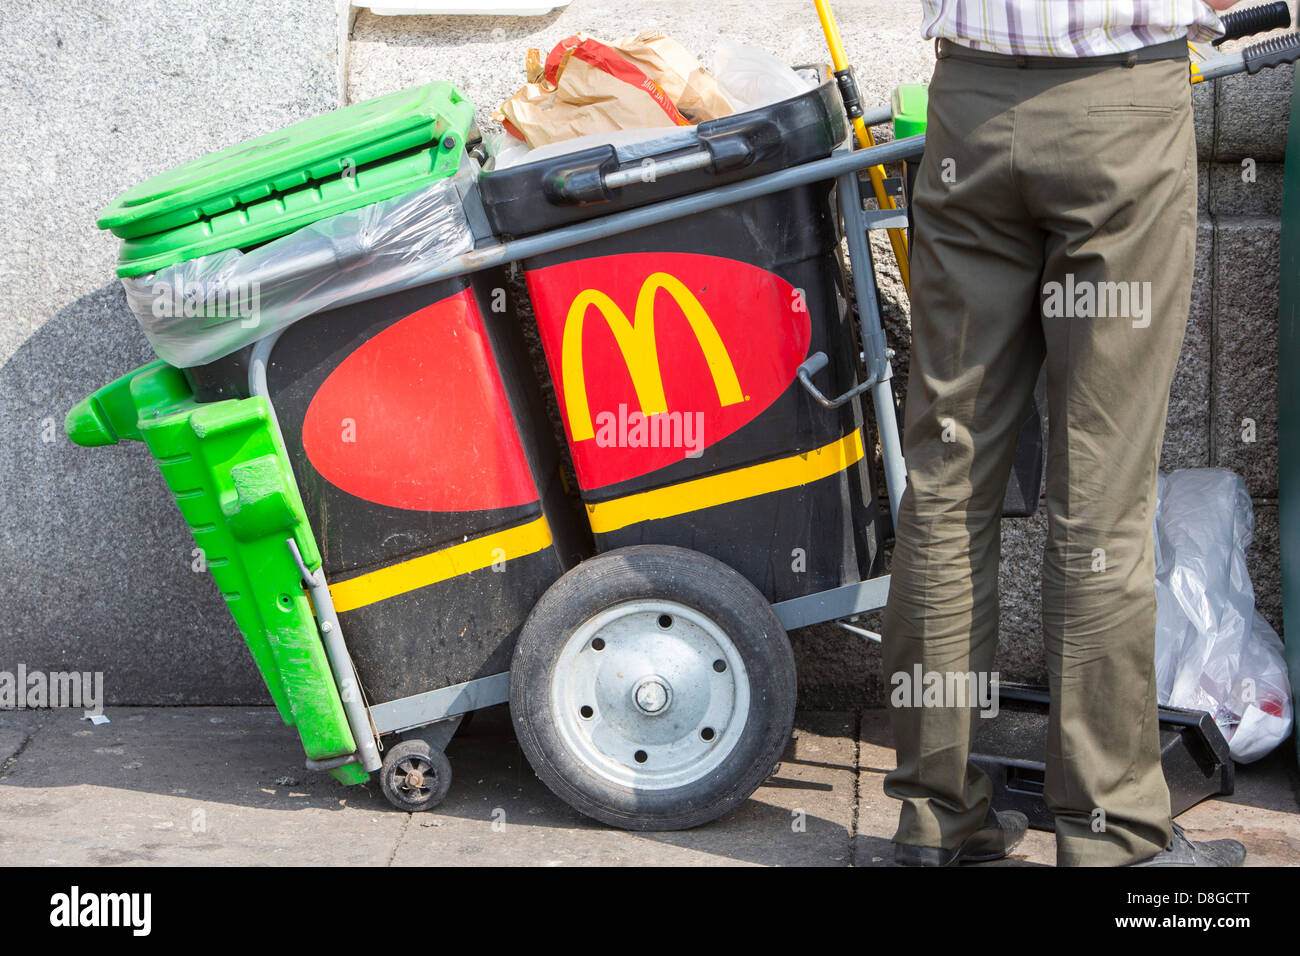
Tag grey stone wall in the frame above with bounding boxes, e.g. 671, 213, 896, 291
0, 1, 1288, 709
0, 0, 339, 704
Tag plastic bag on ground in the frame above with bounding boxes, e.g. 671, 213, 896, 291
1154, 468, 1293, 761
120, 174, 476, 368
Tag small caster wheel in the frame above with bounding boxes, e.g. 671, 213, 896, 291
380, 739, 452, 812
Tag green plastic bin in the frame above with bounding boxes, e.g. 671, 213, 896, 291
100, 82, 474, 277
67, 82, 478, 783
891, 82, 928, 140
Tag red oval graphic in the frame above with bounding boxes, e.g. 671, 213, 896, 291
525, 252, 811, 489
301, 289, 538, 512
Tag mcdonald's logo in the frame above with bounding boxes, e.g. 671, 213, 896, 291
526, 252, 813, 490
561, 272, 744, 442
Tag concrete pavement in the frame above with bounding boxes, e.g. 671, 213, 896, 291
1, 706, 1295, 866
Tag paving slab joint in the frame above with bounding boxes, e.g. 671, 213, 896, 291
0, 712, 47, 780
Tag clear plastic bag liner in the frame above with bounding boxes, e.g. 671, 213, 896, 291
1153, 468, 1293, 762
121, 175, 475, 368
710, 38, 816, 113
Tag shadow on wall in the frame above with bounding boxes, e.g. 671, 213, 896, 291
0, 283, 269, 706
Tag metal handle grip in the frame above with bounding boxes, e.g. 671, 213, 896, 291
796, 351, 874, 409
548, 148, 717, 205
548, 118, 785, 205
601, 149, 714, 190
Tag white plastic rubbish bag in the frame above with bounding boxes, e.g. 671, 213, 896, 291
1154, 468, 1292, 762
710, 38, 815, 113
121, 175, 476, 369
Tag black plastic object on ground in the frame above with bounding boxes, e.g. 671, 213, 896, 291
970, 684, 1235, 833
479, 78, 884, 603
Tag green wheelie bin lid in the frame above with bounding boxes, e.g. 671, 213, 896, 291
99, 82, 476, 278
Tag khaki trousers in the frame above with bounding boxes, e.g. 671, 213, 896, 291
882, 41, 1196, 866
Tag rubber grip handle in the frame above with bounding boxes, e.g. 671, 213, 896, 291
1243, 32, 1300, 74
543, 147, 621, 205
799, 352, 830, 377
695, 123, 774, 173
1215, 1, 1291, 45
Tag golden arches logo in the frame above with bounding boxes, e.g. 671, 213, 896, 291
561, 272, 744, 442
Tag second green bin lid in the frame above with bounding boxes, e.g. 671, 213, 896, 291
99, 82, 476, 278
891, 83, 928, 140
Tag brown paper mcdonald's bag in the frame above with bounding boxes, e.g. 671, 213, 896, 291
496, 32, 735, 149
611, 30, 733, 123
499, 33, 693, 148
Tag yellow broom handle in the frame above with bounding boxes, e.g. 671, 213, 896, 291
814, 0, 911, 293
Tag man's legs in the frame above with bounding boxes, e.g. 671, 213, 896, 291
1015, 57, 1195, 866
886, 49, 1195, 862
882, 53, 1046, 850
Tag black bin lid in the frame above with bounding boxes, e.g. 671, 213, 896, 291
478, 76, 847, 238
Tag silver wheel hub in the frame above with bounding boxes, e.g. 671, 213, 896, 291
551, 599, 750, 790
633, 677, 671, 715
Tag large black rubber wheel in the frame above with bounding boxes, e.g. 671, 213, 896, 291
510, 545, 796, 831
380, 739, 452, 812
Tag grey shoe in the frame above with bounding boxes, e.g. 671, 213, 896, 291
1126, 822, 1246, 867
895, 808, 1029, 866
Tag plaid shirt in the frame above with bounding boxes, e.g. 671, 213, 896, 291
921, 0, 1224, 56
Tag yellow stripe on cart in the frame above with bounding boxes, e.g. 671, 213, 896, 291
329, 516, 554, 613
586, 429, 866, 534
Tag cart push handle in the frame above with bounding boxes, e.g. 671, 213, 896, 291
1242, 31, 1300, 74
1215, 0, 1291, 45
1194, 30, 1300, 81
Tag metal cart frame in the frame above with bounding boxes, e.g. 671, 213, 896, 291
239, 35, 1295, 782
246, 116, 925, 776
